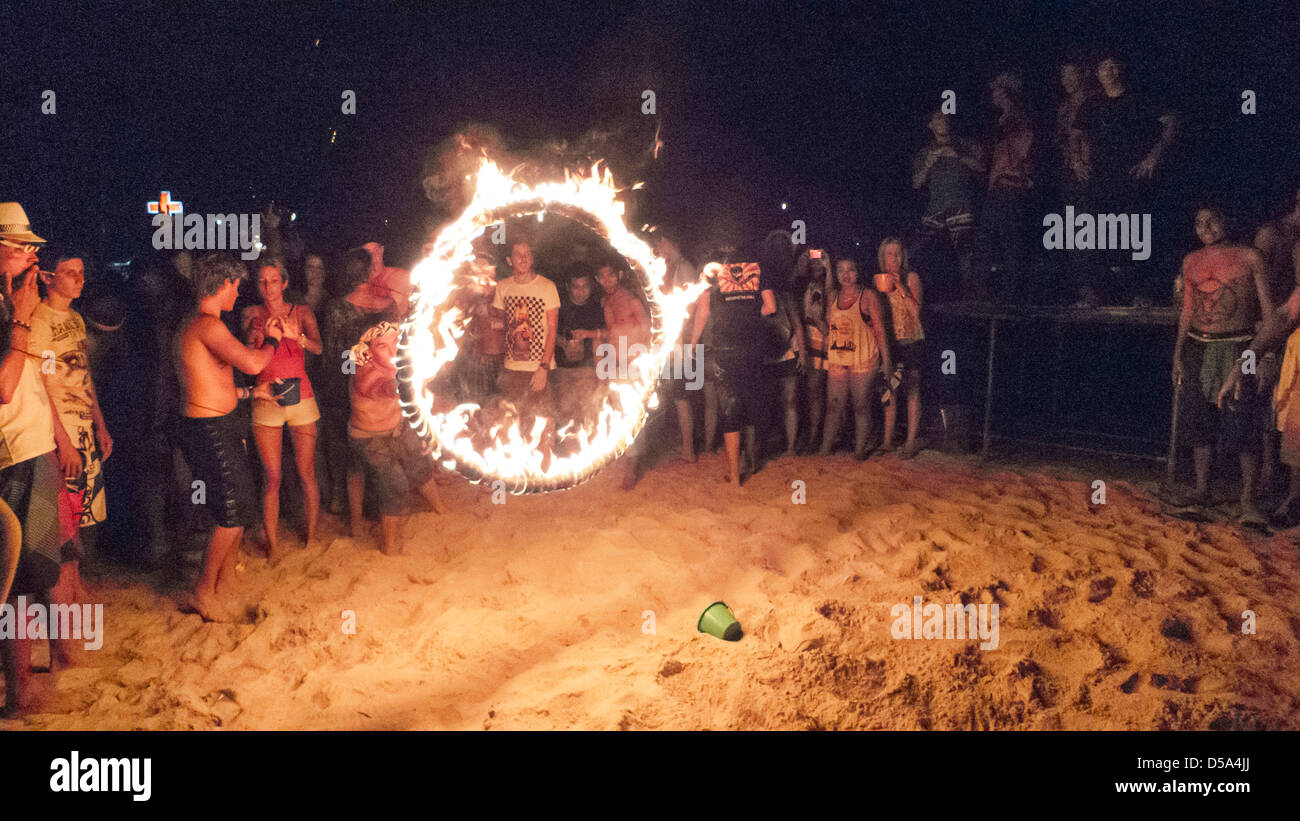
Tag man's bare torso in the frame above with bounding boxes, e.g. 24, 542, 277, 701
179, 314, 237, 417
604, 287, 650, 347
464, 288, 504, 356
351, 364, 400, 432
1184, 244, 1260, 335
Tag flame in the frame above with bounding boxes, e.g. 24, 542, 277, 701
397, 157, 706, 494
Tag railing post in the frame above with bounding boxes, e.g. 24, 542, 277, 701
982, 316, 998, 459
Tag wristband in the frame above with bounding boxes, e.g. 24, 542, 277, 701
10, 319, 31, 332
264, 336, 280, 351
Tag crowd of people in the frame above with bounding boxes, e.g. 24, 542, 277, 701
0, 203, 461, 710
440, 227, 932, 492
2, 54, 1298, 717
911, 54, 1180, 306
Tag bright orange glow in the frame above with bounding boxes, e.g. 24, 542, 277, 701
398, 157, 706, 494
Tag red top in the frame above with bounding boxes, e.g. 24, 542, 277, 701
248, 304, 314, 398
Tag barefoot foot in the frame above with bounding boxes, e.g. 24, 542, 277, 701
53, 639, 90, 670
267, 543, 290, 567
181, 589, 232, 623
1, 671, 60, 718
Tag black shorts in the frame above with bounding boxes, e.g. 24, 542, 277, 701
766, 357, 798, 380
1178, 339, 1263, 454
178, 413, 257, 529
895, 340, 924, 389
659, 374, 689, 402
707, 347, 763, 434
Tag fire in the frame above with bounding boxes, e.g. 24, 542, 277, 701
397, 157, 706, 494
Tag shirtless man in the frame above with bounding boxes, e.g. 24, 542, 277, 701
456, 247, 506, 405
1254, 186, 1300, 309
1172, 208, 1272, 524
595, 262, 652, 489
348, 321, 445, 556
177, 254, 285, 621
1252, 185, 1300, 487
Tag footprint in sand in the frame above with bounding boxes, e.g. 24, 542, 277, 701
1031, 608, 1060, 629
1160, 617, 1193, 643
1087, 577, 1116, 603
1130, 570, 1155, 599
1150, 673, 1198, 693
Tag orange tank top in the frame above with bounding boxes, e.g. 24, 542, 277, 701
883, 276, 925, 343
825, 288, 878, 369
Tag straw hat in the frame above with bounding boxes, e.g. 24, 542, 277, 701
0, 202, 46, 244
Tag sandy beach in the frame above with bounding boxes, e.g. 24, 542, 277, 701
5, 447, 1297, 731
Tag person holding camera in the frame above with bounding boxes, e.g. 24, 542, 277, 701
913, 109, 984, 301
242, 258, 323, 564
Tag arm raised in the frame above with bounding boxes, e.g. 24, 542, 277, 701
202, 314, 279, 375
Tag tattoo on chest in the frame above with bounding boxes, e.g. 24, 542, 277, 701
1191, 275, 1249, 331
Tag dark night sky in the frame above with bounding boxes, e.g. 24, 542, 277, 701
2, 0, 1298, 269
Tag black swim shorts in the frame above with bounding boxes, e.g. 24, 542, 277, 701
707, 346, 763, 435
178, 413, 257, 529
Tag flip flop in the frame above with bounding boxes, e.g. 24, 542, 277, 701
1153, 484, 1189, 507
1239, 510, 1271, 534
1268, 498, 1300, 529
1166, 507, 1216, 523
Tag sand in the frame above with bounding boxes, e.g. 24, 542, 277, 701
4, 449, 1299, 730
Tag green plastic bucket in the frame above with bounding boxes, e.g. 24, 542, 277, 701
697, 601, 743, 641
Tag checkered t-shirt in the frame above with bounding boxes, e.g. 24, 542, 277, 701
492, 275, 561, 371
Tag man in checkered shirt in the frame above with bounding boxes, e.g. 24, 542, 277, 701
491, 238, 560, 440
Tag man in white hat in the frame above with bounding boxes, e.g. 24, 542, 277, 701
0, 202, 66, 715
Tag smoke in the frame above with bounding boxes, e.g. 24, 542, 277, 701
420, 123, 510, 216
422, 121, 660, 203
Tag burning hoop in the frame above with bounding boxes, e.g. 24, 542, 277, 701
396, 158, 705, 494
